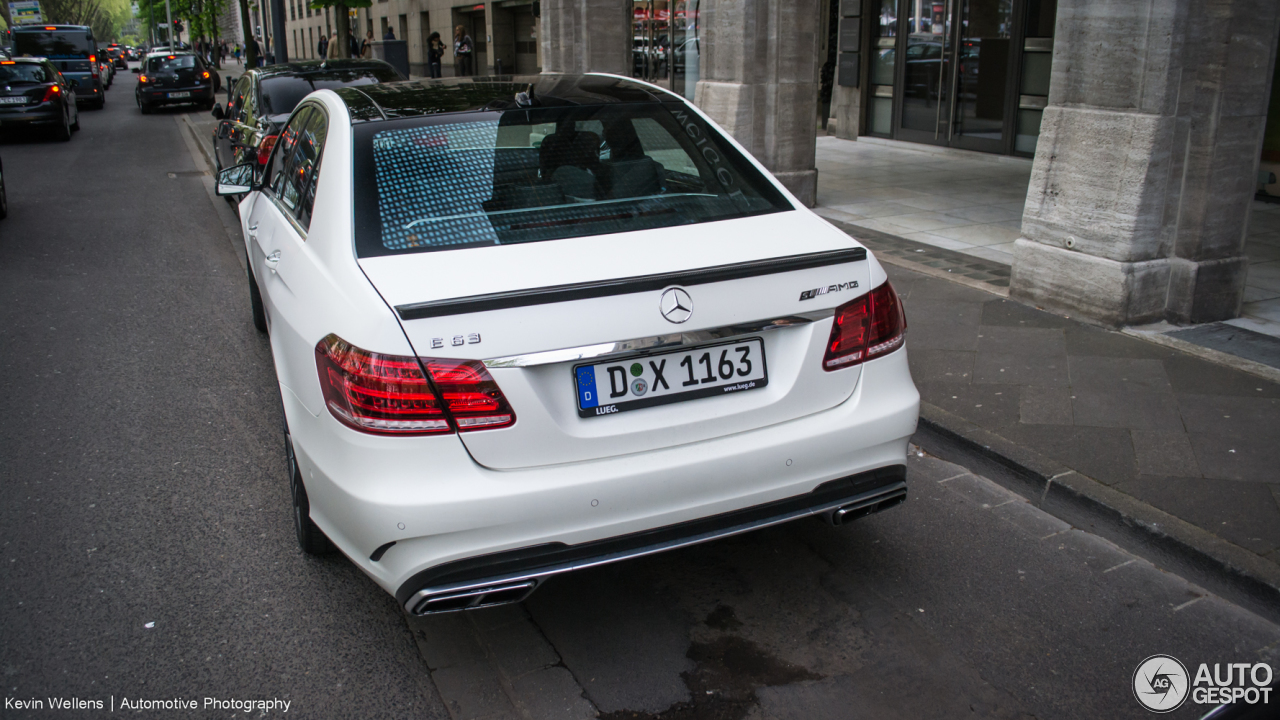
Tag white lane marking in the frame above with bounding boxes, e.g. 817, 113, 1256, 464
937, 472, 968, 484
1172, 597, 1205, 612
1103, 559, 1137, 574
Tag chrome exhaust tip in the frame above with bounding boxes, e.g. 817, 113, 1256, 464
408, 580, 537, 615
825, 487, 907, 526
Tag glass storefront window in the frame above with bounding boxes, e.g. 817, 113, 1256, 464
1020, 51, 1051, 96
1015, 108, 1042, 154
871, 96, 894, 135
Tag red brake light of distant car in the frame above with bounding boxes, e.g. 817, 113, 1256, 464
256, 134, 279, 165
89, 54, 95, 62
821, 281, 906, 371
201, 70, 210, 79
41, 84, 61, 102
0, 61, 14, 65
138, 74, 148, 82
315, 335, 515, 435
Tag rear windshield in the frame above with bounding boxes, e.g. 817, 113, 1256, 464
352, 103, 792, 258
260, 69, 403, 116
0, 62, 53, 83
14, 30, 94, 59
146, 55, 198, 72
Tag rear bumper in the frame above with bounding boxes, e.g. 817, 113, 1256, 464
286, 345, 920, 608
401, 468, 907, 614
0, 104, 62, 125
137, 86, 215, 104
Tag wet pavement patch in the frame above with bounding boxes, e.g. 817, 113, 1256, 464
599, 633, 822, 720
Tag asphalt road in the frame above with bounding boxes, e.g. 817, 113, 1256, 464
1, 68, 1277, 720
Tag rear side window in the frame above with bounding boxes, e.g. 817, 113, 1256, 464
13, 30, 94, 59
0, 63, 53, 84
352, 103, 791, 257
268, 106, 328, 231
146, 55, 197, 72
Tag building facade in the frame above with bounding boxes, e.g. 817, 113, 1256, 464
283, 0, 541, 76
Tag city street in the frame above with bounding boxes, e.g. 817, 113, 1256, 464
2, 69, 1279, 720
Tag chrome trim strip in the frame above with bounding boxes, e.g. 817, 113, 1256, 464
482, 310, 834, 368
404, 481, 907, 614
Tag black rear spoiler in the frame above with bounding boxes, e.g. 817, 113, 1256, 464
394, 247, 867, 320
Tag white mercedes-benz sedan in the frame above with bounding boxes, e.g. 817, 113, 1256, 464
215, 74, 920, 615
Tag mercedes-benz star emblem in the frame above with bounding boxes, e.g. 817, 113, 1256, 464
660, 287, 694, 324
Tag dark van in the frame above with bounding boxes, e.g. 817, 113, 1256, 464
12, 25, 104, 109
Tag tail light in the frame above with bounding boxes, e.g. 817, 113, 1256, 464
201, 70, 210, 79
316, 335, 515, 436
41, 84, 61, 102
138, 74, 149, 83
822, 281, 907, 371
257, 134, 279, 165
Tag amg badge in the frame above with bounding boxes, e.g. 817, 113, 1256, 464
799, 280, 859, 301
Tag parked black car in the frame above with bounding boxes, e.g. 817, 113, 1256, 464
211, 59, 404, 178
134, 51, 216, 113
0, 57, 80, 140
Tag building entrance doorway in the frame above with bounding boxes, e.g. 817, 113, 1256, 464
865, 0, 1056, 157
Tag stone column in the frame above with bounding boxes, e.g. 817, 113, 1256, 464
1011, 0, 1280, 327
694, 0, 823, 206
538, 0, 630, 75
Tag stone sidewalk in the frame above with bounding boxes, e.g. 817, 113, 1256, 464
870, 250, 1280, 598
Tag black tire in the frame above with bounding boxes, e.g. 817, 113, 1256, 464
286, 430, 335, 555
71, 108, 80, 131
248, 262, 268, 332
0, 172, 8, 221
54, 110, 71, 141
140, 101, 152, 115
95, 94, 105, 110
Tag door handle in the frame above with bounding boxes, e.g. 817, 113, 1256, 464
264, 250, 280, 273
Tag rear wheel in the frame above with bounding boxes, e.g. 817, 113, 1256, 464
139, 101, 152, 115
286, 429, 335, 556
0, 171, 8, 220
71, 107, 80, 131
54, 110, 71, 141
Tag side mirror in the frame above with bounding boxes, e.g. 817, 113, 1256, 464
131, 66, 140, 73
216, 163, 256, 195
211, 104, 225, 120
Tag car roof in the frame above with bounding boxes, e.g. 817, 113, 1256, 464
13, 24, 91, 31
332, 73, 677, 123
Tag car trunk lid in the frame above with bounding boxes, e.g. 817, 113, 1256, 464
358, 211, 873, 470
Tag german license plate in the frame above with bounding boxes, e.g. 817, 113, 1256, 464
167, 91, 190, 98
575, 338, 767, 418
0, 97, 27, 104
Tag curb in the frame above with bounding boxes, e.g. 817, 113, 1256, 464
913, 401, 1280, 626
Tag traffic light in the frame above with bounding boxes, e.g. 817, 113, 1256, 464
172, 20, 184, 33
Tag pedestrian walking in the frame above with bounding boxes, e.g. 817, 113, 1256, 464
427, 31, 443, 78
453, 25, 473, 76
360, 30, 373, 58
317, 32, 328, 59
